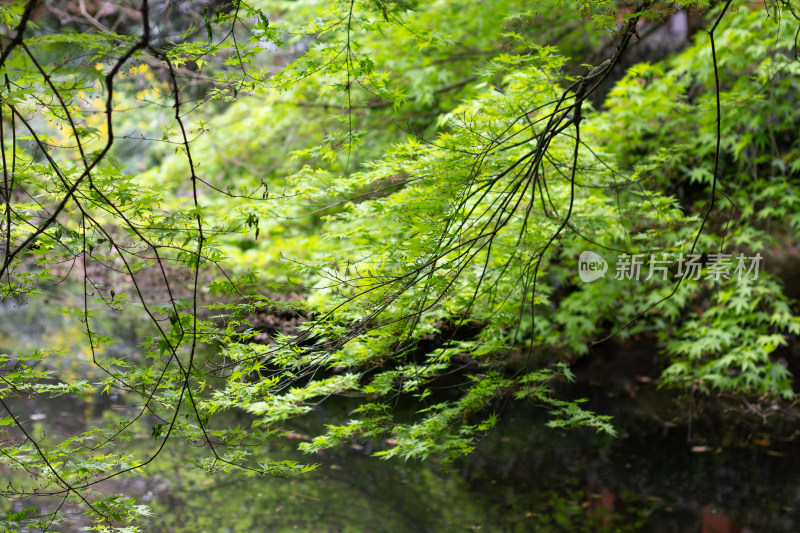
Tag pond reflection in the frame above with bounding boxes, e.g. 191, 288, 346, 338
2, 288, 800, 532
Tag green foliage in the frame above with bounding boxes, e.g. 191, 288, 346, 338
1, 0, 799, 528
591, 5, 800, 397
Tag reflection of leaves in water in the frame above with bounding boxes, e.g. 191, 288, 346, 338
143, 445, 489, 532
0, 282, 153, 380
135, 408, 666, 532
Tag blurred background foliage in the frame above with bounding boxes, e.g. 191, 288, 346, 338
2, 0, 800, 530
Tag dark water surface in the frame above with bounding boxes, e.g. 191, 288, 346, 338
2, 293, 800, 532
